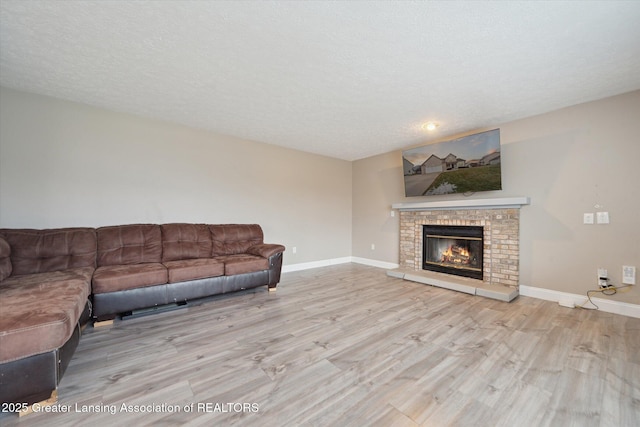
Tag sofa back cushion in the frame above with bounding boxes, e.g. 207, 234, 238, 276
161, 223, 212, 262
209, 224, 264, 256
0, 235, 12, 281
97, 224, 162, 266
0, 228, 96, 276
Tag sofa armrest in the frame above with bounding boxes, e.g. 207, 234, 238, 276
246, 243, 285, 259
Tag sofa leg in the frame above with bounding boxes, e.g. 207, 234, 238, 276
19, 390, 58, 417
93, 313, 117, 327
93, 318, 115, 328
268, 284, 277, 292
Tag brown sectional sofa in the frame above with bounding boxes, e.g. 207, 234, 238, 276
0, 223, 284, 408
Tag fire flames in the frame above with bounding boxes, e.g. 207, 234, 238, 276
441, 245, 470, 264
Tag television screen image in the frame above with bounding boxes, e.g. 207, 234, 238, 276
402, 129, 502, 197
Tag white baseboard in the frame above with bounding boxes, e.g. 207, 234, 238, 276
351, 257, 400, 270
282, 256, 399, 273
519, 285, 640, 318
282, 257, 352, 273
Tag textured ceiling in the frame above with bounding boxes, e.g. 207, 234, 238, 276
1, 1, 640, 161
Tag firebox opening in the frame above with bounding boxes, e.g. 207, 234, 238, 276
422, 225, 483, 280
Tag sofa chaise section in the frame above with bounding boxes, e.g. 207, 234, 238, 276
0, 228, 95, 406
0, 223, 285, 409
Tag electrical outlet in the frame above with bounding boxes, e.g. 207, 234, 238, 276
598, 268, 609, 288
371, 244, 375, 250
292, 246, 297, 254
623, 265, 636, 285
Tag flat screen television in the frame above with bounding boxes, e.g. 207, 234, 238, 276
402, 128, 502, 197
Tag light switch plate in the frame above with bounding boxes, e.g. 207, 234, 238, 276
623, 266, 636, 285
596, 211, 609, 224
583, 213, 594, 224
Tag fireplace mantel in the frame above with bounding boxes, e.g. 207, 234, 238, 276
392, 196, 530, 211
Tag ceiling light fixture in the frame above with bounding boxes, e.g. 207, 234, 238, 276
422, 121, 439, 131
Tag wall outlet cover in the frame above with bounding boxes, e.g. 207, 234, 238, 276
598, 268, 608, 288
623, 266, 636, 285
583, 213, 594, 224
596, 211, 610, 224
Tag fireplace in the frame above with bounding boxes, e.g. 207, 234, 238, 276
422, 225, 483, 280
392, 198, 529, 301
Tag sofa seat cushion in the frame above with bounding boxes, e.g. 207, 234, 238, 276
93, 263, 168, 294
1, 266, 94, 288
0, 269, 92, 363
216, 254, 269, 275
163, 258, 224, 283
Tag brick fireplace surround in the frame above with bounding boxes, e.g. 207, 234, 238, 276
390, 197, 530, 302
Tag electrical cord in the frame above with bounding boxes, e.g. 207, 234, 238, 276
578, 283, 632, 310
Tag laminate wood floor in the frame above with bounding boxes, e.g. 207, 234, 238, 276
2, 264, 639, 426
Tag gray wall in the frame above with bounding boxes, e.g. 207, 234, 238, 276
0, 87, 353, 267
352, 90, 640, 304
2, 86, 638, 305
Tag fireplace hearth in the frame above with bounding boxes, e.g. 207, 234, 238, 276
423, 225, 483, 280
